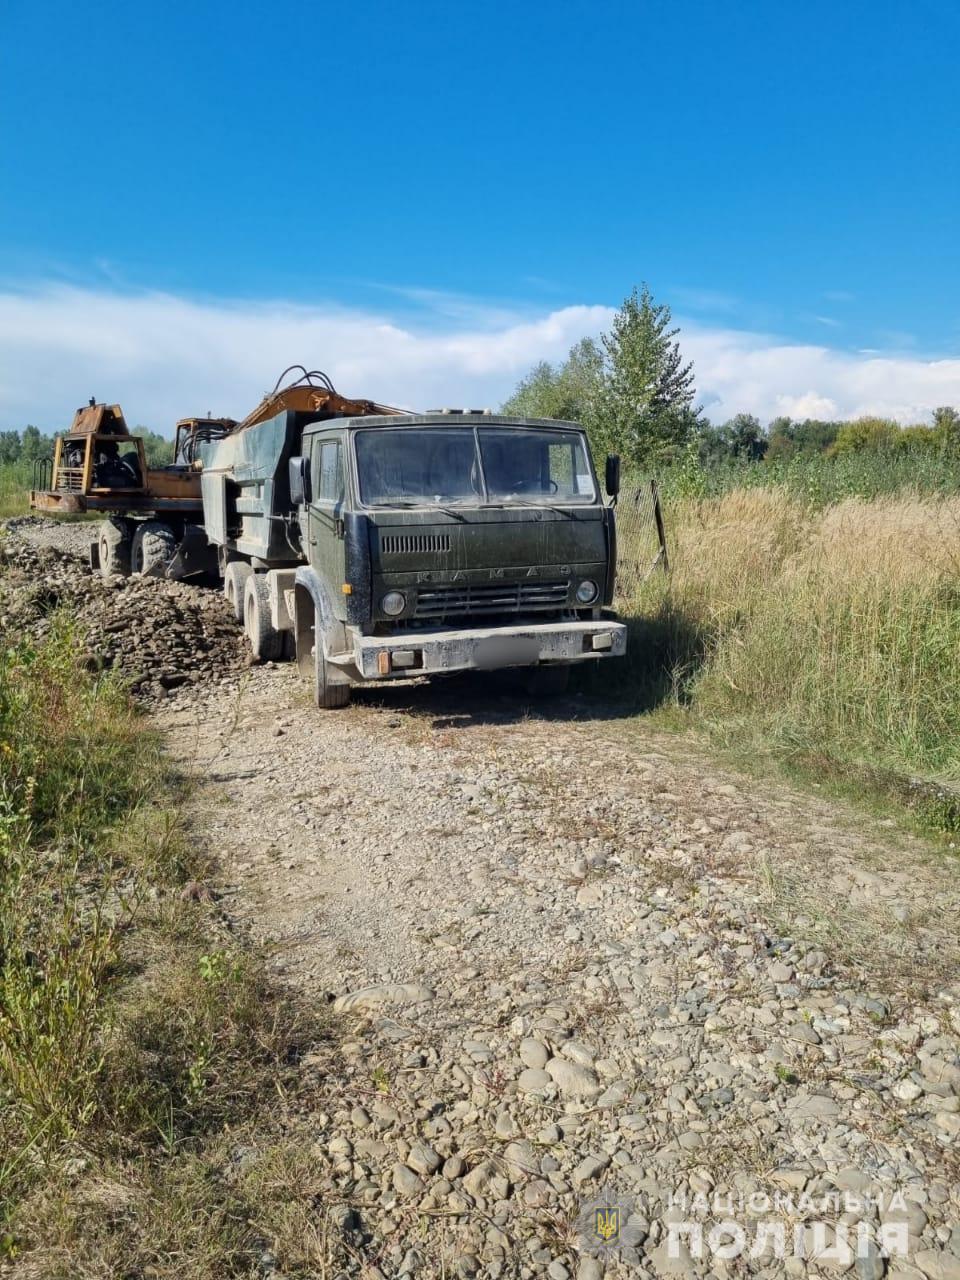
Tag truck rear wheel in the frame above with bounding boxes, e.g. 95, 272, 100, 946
97, 518, 132, 579
243, 573, 284, 662
132, 521, 176, 577
223, 561, 252, 623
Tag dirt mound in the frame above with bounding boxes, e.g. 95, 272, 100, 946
0, 524, 247, 702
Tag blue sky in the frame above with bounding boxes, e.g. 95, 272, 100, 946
2, 0, 960, 428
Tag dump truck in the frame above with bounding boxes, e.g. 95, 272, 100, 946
30, 399, 235, 579
198, 368, 626, 706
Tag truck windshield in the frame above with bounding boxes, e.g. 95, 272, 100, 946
355, 426, 596, 506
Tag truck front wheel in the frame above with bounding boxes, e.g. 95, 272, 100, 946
314, 643, 350, 709
295, 597, 350, 709
243, 574, 284, 662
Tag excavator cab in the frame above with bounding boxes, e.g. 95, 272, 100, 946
173, 416, 236, 466
32, 401, 146, 511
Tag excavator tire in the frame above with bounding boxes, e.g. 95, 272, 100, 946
243, 573, 284, 662
97, 518, 132, 579
131, 521, 177, 577
223, 560, 252, 623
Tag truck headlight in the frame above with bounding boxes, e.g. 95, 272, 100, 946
381, 590, 406, 616
576, 580, 599, 604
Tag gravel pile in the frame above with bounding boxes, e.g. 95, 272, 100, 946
0, 519, 247, 702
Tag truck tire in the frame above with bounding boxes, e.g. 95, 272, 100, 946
243, 573, 284, 662
131, 521, 177, 577
223, 561, 252, 623
97, 518, 132, 579
314, 642, 350, 709
294, 597, 350, 708
526, 664, 571, 697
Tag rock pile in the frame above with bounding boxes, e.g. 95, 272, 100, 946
0, 522, 247, 702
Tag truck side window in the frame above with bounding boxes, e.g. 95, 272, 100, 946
318, 441, 343, 504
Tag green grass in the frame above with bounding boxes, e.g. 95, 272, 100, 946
0, 617, 322, 1274
653, 445, 960, 507
0, 461, 32, 518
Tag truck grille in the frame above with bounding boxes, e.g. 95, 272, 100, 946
414, 580, 569, 619
381, 533, 451, 555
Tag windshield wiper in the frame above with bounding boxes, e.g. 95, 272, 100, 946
489, 497, 578, 518
369, 499, 469, 520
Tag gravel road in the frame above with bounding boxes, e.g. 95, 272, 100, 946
160, 665, 960, 1279
5, 518, 960, 1277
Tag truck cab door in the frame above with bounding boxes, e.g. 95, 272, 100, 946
309, 436, 348, 617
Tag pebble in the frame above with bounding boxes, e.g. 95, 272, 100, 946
518, 1068, 553, 1094
406, 1141, 441, 1176
519, 1038, 549, 1070
392, 1164, 424, 1197
333, 983, 435, 1012
546, 1057, 601, 1098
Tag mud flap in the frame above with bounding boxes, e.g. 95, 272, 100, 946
166, 524, 216, 581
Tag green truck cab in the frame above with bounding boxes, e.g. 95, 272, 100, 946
199, 407, 626, 707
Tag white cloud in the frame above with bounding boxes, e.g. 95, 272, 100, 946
681, 322, 960, 423
1, 282, 959, 432
0, 283, 611, 430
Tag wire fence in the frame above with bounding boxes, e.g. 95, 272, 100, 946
614, 480, 669, 602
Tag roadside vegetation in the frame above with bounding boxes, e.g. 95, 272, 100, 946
0, 615, 322, 1274
0, 461, 32, 519
615, 483, 960, 830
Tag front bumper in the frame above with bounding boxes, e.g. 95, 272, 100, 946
352, 618, 627, 680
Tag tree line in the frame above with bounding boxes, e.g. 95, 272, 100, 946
502, 284, 960, 469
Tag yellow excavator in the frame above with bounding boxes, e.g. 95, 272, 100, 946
29, 369, 399, 579
30, 398, 235, 578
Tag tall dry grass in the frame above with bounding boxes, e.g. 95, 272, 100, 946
617, 489, 960, 801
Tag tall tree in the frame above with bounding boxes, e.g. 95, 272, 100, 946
501, 285, 700, 469
933, 406, 960, 453
19, 425, 46, 462
0, 430, 21, 465
724, 413, 767, 460
599, 284, 699, 466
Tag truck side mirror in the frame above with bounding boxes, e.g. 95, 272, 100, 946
605, 454, 621, 498
289, 456, 312, 506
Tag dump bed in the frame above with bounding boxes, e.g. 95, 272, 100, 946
198, 409, 303, 563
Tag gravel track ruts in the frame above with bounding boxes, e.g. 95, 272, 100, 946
160, 662, 960, 1279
